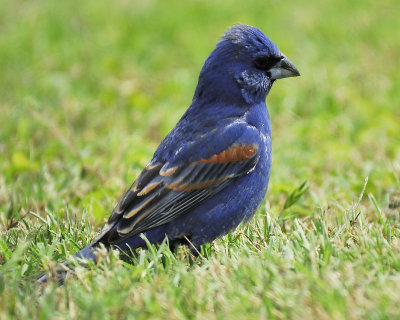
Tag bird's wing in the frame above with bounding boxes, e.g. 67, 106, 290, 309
95, 122, 261, 245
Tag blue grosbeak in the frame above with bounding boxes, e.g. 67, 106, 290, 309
38, 24, 299, 283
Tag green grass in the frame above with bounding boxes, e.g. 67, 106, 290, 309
1, 0, 400, 318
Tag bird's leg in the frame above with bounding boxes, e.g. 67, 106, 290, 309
183, 236, 203, 261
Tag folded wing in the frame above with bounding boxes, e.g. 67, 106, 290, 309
95, 142, 260, 245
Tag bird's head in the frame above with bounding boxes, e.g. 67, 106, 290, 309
194, 24, 300, 105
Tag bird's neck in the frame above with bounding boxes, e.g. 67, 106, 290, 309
193, 72, 243, 106
193, 69, 269, 107
245, 102, 271, 135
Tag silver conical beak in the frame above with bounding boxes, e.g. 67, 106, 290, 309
269, 54, 300, 80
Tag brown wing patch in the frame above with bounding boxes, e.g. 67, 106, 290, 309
137, 180, 162, 196
159, 165, 178, 176
168, 177, 229, 192
131, 180, 138, 192
124, 195, 156, 219
145, 162, 162, 170
200, 144, 258, 164
118, 208, 152, 235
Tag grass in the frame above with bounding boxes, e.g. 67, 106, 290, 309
1, 0, 400, 318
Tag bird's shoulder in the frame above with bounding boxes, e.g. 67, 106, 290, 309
154, 107, 265, 166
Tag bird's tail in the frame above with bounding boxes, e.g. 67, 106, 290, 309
36, 244, 100, 286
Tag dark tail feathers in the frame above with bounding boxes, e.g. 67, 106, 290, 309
36, 245, 100, 286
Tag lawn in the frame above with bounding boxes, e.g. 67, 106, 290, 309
1, 0, 400, 319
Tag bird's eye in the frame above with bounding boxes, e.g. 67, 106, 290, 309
254, 55, 282, 70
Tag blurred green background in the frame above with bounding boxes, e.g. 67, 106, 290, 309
1, 0, 399, 223
0, 0, 400, 318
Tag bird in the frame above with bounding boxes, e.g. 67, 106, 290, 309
37, 23, 299, 284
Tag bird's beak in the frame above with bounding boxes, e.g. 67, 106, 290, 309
268, 54, 300, 80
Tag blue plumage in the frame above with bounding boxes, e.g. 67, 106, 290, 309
38, 24, 299, 284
